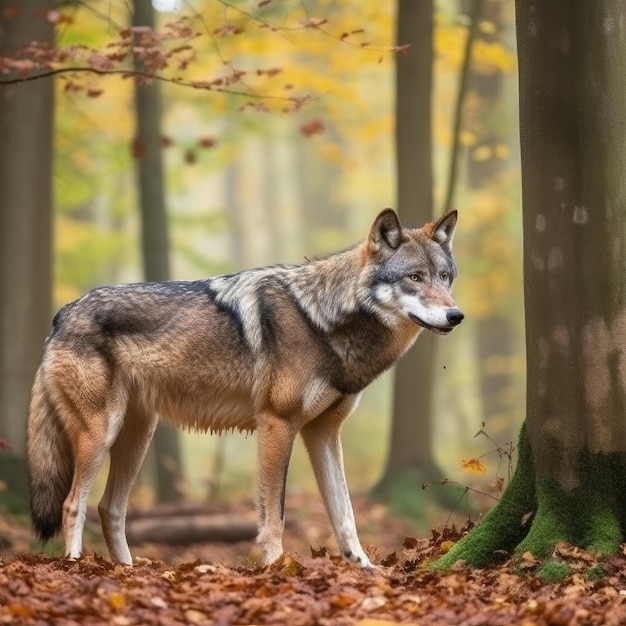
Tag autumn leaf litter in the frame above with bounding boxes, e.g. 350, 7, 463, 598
3, 498, 626, 625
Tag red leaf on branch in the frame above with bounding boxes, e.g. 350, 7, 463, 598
131, 137, 146, 160
184, 149, 196, 164
1, 5, 20, 20
130, 25, 154, 34
160, 135, 173, 148
300, 17, 327, 29
88, 52, 115, 71
300, 118, 324, 137
198, 137, 217, 149
392, 44, 411, 56
87, 88, 103, 98
257, 67, 281, 77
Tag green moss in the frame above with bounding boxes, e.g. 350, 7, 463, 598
515, 479, 572, 558
537, 560, 571, 583
583, 500, 622, 554
433, 422, 626, 572
585, 565, 606, 581
432, 423, 536, 569
582, 454, 624, 554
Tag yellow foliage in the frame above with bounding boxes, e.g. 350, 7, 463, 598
494, 143, 510, 159
472, 144, 493, 162
473, 40, 517, 74
479, 20, 497, 35
439, 540, 456, 554
459, 130, 477, 147
461, 457, 487, 474
105, 592, 126, 611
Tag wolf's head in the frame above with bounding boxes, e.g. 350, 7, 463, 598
364, 208, 464, 335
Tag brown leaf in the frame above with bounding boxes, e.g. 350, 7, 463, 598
518, 550, 539, 570
521, 510, 534, 526
131, 137, 146, 160
198, 136, 217, 149
300, 118, 324, 137
1, 5, 20, 20
311, 545, 328, 559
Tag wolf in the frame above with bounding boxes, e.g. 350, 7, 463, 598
26, 208, 463, 569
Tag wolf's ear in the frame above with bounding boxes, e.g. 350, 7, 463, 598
431, 210, 458, 255
368, 208, 406, 252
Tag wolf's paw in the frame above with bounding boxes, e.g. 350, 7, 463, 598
343, 549, 376, 570
258, 540, 283, 567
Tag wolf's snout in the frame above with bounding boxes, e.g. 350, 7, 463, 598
446, 308, 464, 326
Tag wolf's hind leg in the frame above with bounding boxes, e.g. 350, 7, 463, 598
63, 424, 120, 560
98, 407, 159, 565
255, 413, 298, 566
300, 394, 374, 569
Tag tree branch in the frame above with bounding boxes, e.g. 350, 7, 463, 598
0, 65, 309, 101
443, 0, 484, 212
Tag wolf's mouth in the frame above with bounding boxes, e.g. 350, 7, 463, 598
408, 314, 454, 335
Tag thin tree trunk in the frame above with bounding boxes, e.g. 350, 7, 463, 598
0, 0, 54, 510
373, 0, 443, 500
444, 0, 484, 213
466, 0, 519, 447
132, 1, 183, 503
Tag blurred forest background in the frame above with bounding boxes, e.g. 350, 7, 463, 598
0, 0, 523, 532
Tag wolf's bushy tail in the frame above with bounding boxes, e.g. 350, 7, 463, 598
26, 368, 73, 543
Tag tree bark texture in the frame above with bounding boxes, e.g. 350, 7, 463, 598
519, 0, 626, 480
0, 1, 54, 508
436, 0, 626, 573
132, 1, 183, 503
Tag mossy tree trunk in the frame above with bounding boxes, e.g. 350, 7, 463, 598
436, 0, 626, 571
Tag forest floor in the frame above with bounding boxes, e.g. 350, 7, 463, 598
2, 492, 626, 625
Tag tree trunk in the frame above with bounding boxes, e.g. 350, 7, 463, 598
466, 0, 519, 447
436, 0, 626, 575
132, 1, 183, 503
0, 0, 54, 511
373, 0, 452, 508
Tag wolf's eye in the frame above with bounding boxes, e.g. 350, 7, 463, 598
440, 271, 450, 282
409, 273, 422, 282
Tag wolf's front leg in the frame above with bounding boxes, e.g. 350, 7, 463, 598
300, 396, 374, 569
255, 414, 298, 566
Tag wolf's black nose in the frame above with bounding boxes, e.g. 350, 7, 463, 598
446, 308, 464, 326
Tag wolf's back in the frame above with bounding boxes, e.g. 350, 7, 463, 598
26, 366, 73, 543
